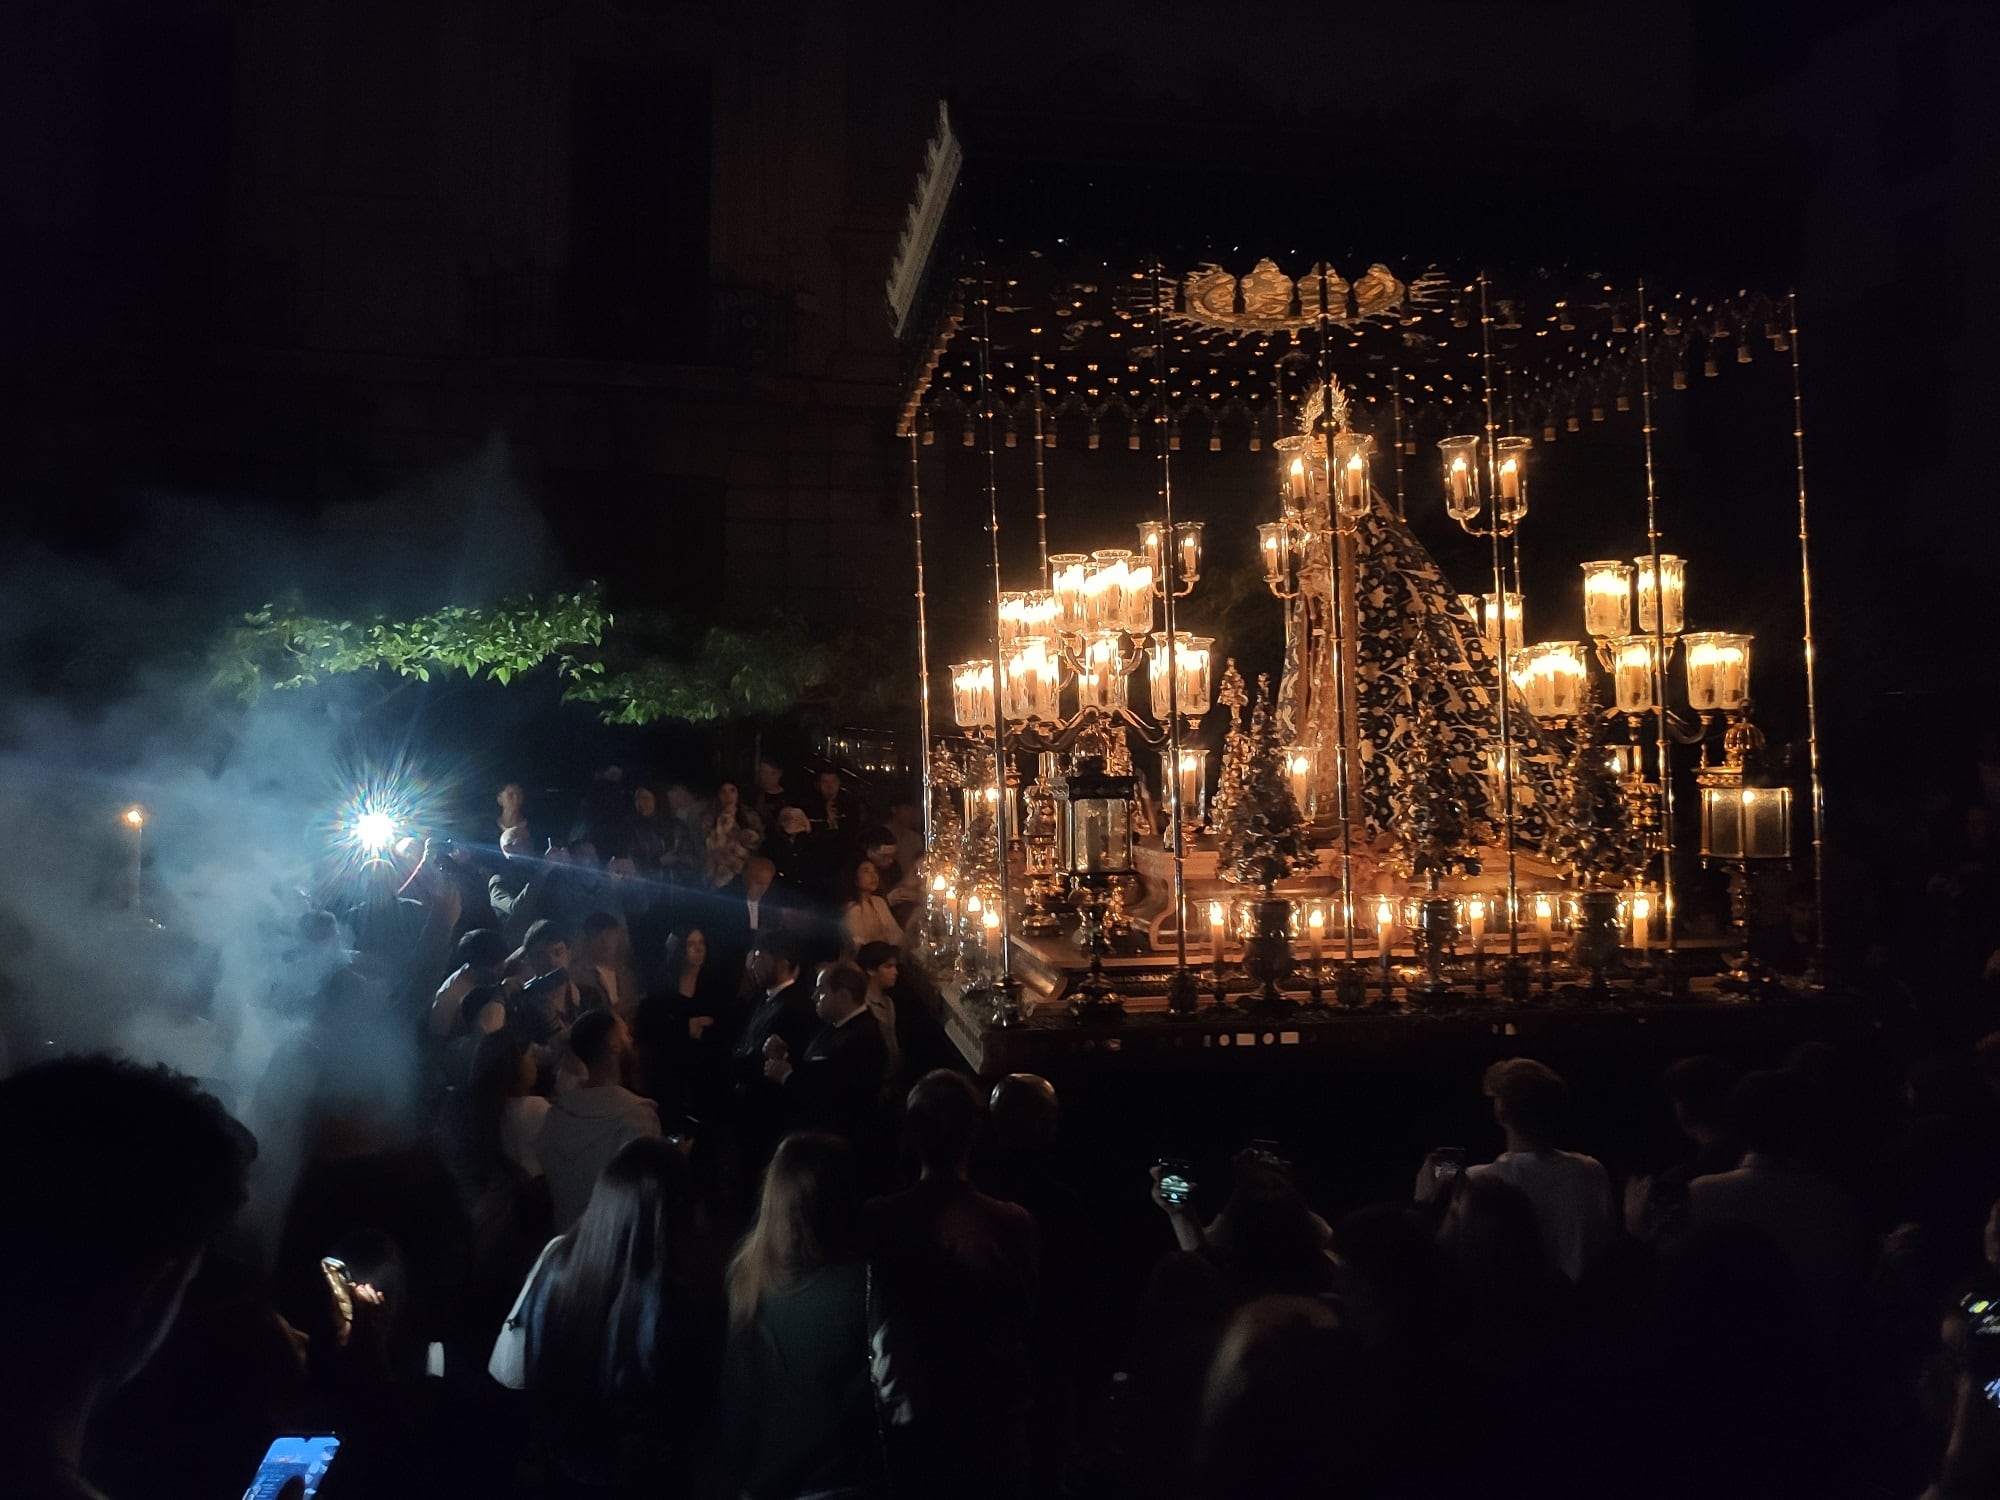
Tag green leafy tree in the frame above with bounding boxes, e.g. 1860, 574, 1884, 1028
211, 586, 908, 728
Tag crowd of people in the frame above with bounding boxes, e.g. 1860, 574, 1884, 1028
6, 757, 2000, 1499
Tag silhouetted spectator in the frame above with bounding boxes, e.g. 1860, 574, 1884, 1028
540, 1010, 661, 1233
1435, 1058, 1612, 1282
870, 1070, 1038, 1499
496, 1136, 700, 1498
0, 1057, 251, 1500
718, 1133, 900, 1500
1690, 1068, 1862, 1359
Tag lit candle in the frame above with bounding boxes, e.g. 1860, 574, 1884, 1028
1050, 554, 1089, 633
1533, 891, 1555, 960
1307, 903, 1325, 962
1497, 456, 1520, 501
1448, 454, 1471, 505
1628, 890, 1652, 950
983, 904, 1003, 961
1287, 747, 1315, 818
1209, 900, 1228, 964
1138, 523, 1165, 580
1178, 526, 1201, 581
1343, 451, 1366, 503
1374, 895, 1396, 961
1466, 895, 1488, 955
1288, 456, 1309, 505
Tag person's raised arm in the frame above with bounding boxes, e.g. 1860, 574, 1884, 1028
1149, 1162, 1206, 1254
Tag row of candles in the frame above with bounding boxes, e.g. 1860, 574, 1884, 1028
1207, 885, 1662, 959
951, 630, 1216, 728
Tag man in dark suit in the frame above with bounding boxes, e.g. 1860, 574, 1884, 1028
705, 855, 795, 974
762, 961, 888, 1146
725, 934, 818, 1194
730, 935, 816, 1085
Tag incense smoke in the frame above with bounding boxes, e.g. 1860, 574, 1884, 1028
0, 438, 556, 1252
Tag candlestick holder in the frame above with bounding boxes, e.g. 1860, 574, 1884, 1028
1378, 948, 1397, 1007
1335, 962, 1369, 1007
1164, 966, 1201, 1018
1305, 946, 1326, 1006
1501, 956, 1533, 1002
1067, 887, 1125, 1024
1470, 950, 1487, 1001
1410, 891, 1458, 1005
1241, 896, 1299, 1016
991, 974, 1024, 1028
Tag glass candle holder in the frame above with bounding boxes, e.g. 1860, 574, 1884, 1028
1494, 435, 1532, 523
1610, 635, 1661, 716
1482, 591, 1524, 657
1635, 553, 1686, 635
1050, 554, 1090, 635
997, 591, 1030, 645
1258, 522, 1296, 590
1330, 431, 1375, 522
1683, 631, 1752, 713
1162, 747, 1209, 830
1511, 641, 1588, 720
1148, 632, 1214, 720
1286, 744, 1318, 819
1580, 561, 1634, 639
1173, 522, 1204, 589
1001, 640, 1062, 723
1085, 550, 1135, 633
1077, 631, 1129, 714
1438, 434, 1482, 521
1137, 521, 1167, 589
951, 660, 995, 729
1276, 434, 1324, 512
1701, 784, 1793, 859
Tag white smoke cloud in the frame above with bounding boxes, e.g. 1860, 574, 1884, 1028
0, 436, 558, 1254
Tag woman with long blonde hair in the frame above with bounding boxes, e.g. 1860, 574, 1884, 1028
718, 1132, 898, 1499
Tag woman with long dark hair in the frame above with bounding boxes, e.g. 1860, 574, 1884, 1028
498, 1136, 699, 1498
719, 1131, 901, 1500
634, 928, 729, 1113
841, 858, 902, 953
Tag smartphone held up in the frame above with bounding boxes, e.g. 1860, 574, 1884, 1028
242, 1435, 340, 1500
1156, 1158, 1196, 1207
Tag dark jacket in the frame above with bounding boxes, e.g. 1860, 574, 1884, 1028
717, 1262, 886, 1500
730, 981, 816, 1083
784, 1010, 889, 1140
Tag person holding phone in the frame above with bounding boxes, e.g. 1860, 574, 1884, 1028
0, 1058, 250, 1500
1419, 1059, 1611, 1283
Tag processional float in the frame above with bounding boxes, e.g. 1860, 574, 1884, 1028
887, 103, 1826, 1031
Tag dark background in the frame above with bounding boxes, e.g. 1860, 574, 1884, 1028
0, 0, 1991, 813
